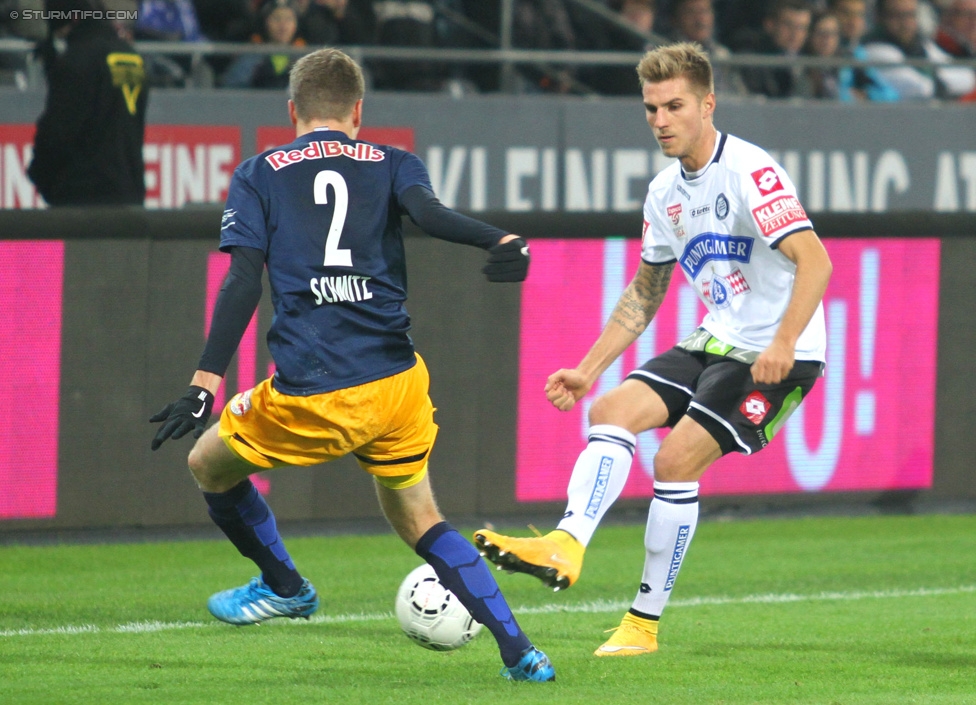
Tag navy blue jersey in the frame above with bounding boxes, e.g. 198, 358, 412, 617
219, 128, 431, 395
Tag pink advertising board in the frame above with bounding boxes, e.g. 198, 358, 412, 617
516, 238, 939, 501
206, 252, 271, 495
0, 241, 63, 518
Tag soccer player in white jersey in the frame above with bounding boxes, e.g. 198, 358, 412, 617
475, 42, 832, 656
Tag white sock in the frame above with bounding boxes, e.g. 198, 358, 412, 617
556, 424, 636, 547
630, 481, 700, 618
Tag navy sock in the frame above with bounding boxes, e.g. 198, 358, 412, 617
415, 522, 531, 668
203, 479, 303, 597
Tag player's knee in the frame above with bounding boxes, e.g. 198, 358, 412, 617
187, 445, 210, 485
187, 442, 227, 490
587, 392, 622, 426
653, 442, 695, 482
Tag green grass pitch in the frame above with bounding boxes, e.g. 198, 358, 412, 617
1, 514, 974, 704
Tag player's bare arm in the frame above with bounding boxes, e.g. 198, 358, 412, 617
752, 230, 832, 385
546, 261, 674, 411
190, 370, 223, 395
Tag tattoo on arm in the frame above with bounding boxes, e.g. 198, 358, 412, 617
609, 262, 674, 336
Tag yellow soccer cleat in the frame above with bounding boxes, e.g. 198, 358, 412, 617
473, 528, 584, 591
594, 613, 659, 657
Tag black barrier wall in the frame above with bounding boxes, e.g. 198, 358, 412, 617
0, 209, 973, 531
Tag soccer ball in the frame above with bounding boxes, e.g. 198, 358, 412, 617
395, 563, 483, 651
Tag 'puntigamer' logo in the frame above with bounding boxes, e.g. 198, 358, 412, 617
679, 233, 753, 279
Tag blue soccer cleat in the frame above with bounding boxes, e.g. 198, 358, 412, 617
501, 646, 556, 682
207, 577, 319, 625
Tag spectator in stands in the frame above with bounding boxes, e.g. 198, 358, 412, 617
299, 0, 375, 45
135, 0, 208, 86
193, 0, 255, 42
512, 0, 580, 93
800, 10, 876, 102
370, 0, 451, 91
720, 0, 773, 51
739, 0, 813, 99
137, 0, 205, 40
862, 0, 975, 98
28, 0, 148, 205
581, 0, 657, 95
668, 0, 746, 94
191, 0, 254, 78
827, 0, 900, 100
617, 0, 657, 36
935, 0, 976, 58
221, 0, 307, 88
799, 9, 844, 98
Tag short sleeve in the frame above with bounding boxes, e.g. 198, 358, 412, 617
741, 162, 813, 247
640, 195, 678, 265
391, 150, 434, 202
219, 167, 269, 254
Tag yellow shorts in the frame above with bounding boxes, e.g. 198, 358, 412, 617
219, 354, 438, 484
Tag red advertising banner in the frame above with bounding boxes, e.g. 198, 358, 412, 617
0, 124, 43, 209
515, 238, 940, 501
144, 125, 240, 208
0, 124, 241, 209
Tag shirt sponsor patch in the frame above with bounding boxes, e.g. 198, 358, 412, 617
740, 391, 771, 425
265, 140, 386, 171
750, 166, 784, 196
752, 195, 808, 237
667, 203, 682, 225
679, 233, 754, 279
702, 266, 751, 309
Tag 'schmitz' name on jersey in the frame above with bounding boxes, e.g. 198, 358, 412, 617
266, 141, 386, 171
310, 275, 374, 305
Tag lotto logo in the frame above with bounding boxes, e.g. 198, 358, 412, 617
740, 391, 771, 425
667, 203, 682, 224
750, 167, 784, 196
642, 219, 651, 238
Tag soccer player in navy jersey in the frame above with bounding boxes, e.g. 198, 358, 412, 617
475, 42, 832, 657
150, 48, 553, 683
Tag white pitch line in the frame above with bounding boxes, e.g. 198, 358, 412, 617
2, 585, 972, 639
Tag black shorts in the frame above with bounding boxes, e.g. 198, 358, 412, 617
626, 345, 823, 456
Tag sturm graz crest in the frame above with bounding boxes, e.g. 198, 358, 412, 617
710, 273, 731, 308
715, 193, 729, 220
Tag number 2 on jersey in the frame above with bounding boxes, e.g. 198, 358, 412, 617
314, 170, 351, 267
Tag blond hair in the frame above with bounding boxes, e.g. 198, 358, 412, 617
636, 42, 714, 97
289, 48, 365, 123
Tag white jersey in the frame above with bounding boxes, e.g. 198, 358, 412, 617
642, 132, 826, 362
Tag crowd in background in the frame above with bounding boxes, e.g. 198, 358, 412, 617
1, 0, 974, 99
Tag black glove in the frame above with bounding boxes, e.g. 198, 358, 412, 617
150, 386, 216, 451
483, 238, 530, 283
